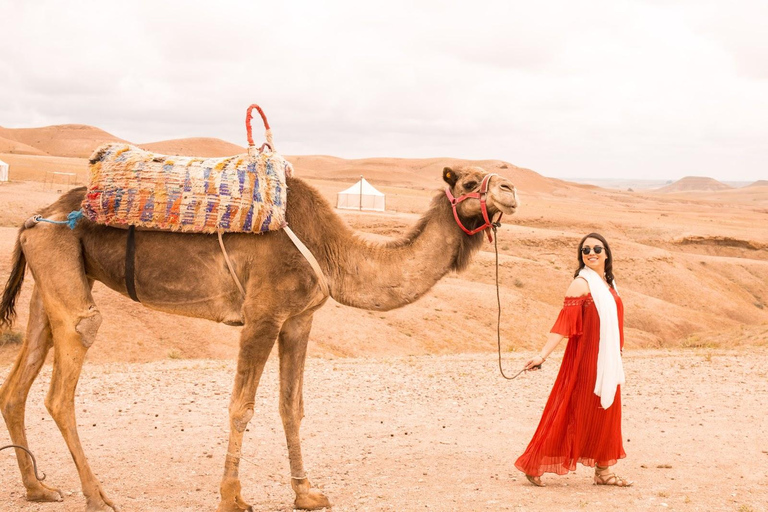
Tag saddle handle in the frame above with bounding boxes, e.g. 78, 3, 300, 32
245, 104, 274, 154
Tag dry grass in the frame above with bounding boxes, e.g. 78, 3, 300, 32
0, 330, 23, 346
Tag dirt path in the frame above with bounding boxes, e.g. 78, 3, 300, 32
1, 349, 767, 511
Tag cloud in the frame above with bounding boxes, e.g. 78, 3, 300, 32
0, 0, 766, 181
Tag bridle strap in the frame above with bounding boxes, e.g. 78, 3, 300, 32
444, 173, 502, 242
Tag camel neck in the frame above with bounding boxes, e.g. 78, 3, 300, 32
331, 202, 472, 310
286, 180, 483, 312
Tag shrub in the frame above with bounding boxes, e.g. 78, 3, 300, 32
0, 330, 23, 346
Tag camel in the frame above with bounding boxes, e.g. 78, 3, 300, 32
0, 166, 518, 511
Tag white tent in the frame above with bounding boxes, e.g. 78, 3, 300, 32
0, 159, 8, 182
336, 177, 385, 212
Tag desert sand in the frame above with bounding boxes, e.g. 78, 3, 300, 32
1, 125, 767, 511
1, 351, 767, 512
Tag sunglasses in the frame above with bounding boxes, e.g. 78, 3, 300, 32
581, 245, 604, 255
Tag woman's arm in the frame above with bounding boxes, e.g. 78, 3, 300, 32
566, 276, 589, 297
524, 332, 566, 370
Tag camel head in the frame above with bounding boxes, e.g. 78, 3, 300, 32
442, 166, 518, 237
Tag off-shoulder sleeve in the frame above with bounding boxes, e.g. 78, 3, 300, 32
550, 296, 584, 337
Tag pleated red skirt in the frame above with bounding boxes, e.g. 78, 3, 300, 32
515, 292, 626, 476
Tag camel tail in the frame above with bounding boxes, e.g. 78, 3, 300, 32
0, 229, 28, 330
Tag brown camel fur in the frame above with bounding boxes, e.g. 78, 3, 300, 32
0, 166, 518, 511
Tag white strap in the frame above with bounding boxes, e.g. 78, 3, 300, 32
218, 231, 246, 299
283, 226, 330, 298
217, 227, 329, 301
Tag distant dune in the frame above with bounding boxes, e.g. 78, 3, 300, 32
289, 155, 560, 195
0, 124, 591, 196
1, 123, 768, 363
138, 137, 246, 158
0, 124, 126, 158
0, 124, 760, 204
0, 134, 49, 156
655, 176, 733, 193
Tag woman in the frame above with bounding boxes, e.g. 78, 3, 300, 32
514, 233, 633, 487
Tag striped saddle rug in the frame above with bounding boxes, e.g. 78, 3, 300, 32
81, 143, 293, 233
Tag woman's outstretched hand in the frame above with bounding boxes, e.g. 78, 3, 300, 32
524, 355, 545, 371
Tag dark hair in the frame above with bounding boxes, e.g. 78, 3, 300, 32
573, 232, 614, 286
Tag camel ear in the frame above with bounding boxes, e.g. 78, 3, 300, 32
443, 167, 459, 187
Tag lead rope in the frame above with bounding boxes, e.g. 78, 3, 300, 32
0, 445, 46, 481
492, 225, 541, 380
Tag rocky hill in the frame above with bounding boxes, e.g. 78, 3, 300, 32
655, 176, 732, 193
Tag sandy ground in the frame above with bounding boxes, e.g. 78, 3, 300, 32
1, 350, 766, 512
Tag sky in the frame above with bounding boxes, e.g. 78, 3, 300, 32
1, 0, 766, 182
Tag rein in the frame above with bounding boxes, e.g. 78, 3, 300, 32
445, 174, 535, 378
491, 225, 541, 380
445, 173, 501, 243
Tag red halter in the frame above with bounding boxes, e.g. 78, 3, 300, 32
444, 173, 501, 242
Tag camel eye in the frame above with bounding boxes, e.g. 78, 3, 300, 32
464, 181, 478, 190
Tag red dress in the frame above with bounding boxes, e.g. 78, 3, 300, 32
514, 290, 626, 476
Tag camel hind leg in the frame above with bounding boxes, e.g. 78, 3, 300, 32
0, 284, 63, 502
45, 307, 117, 512
20, 225, 117, 512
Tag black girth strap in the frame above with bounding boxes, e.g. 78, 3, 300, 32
125, 225, 140, 302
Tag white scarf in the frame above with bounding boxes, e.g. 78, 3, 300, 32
578, 266, 625, 409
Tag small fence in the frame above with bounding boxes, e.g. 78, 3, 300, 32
44, 171, 78, 191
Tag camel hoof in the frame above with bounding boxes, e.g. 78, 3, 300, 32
26, 483, 63, 502
215, 501, 253, 512
217, 478, 253, 512
82, 487, 120, 512
294, 489, 332, 510
84, 503, 115, 511
85, 499, 119, 512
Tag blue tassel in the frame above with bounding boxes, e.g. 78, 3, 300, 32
66, 210, 84, 229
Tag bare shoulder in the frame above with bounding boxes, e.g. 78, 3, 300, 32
565, 277, 590, 297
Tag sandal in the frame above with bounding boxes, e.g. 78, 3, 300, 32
525, 474, 546, 487
593, 467, 633, 487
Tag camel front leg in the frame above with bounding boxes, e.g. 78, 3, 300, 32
0, 285, 62, 503
278, 312, 331, 510
217, 320, 281, 512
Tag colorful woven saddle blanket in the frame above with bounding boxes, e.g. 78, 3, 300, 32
82, 143, 293, 233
